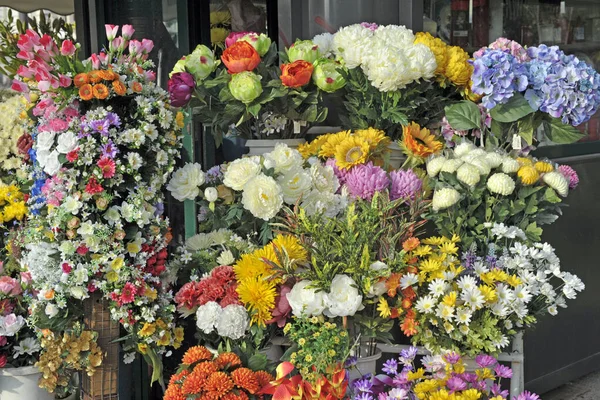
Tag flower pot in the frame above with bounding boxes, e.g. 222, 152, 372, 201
0, 365, 54, 400
259, 344, 284, 363
245, 139, 306, 156
387, 142, 406, 169
347, 348, 382, 382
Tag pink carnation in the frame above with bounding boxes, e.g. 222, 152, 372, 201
345, 162, 390, 200
558, 165, 579, 189
390, 169, 423, 201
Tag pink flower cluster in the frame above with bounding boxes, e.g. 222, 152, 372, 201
344, 162, 423, 202
174, 266, 241, 314
474, 37, 530, 62
0, 276, 22, 296
97, 24, 155, 76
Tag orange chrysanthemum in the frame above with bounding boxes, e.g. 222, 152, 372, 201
205, 371, 234, 397
88, 70, 103, 83
254, 370, 275, 388
182, 346, 213, 365
402, 287, 417, 301
169, 369, 189, 385
112, 80, 126, 96
79, 84, 93, 101
215, 352, 241, 369
401, 298, 413, 310
93, 83, 109, 99
402, 237, 420, 252
193, 361, 218, 376
164, 384, 186, 400
402, 122, 442, 158
401, 318, 418, 336
231, 368, 259, 394
182, 371, 206, 395
131, 81, 143, 93
74, 73, 89, 87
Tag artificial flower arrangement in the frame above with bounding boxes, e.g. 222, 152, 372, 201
330, 23, 473, 140
395, 227, 583, 357
426, 141, 578, 247
351, 347, 540, 400
0, 93, 28, 173
444, 38, 600, 150
168, 31, 345, 144
9, 24, 183, 387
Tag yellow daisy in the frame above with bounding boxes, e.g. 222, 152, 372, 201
319, 130, 351, 158
354, 127, 391, 149
377, 297, 391, 318
236, 277, 276, 326
271, 234, 308, 263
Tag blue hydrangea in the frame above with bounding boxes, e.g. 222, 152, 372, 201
470, 48, 529, 109
524, 44, 600, 126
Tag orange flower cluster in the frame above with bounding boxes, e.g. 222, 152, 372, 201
164, 346, 274, 400
74, 69, 134, 101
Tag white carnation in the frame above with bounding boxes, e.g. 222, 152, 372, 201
277, 168, 312, 204
487, 173, 516, 195
167, 163, 205, 201
216, 305, 248, 340
432, 187, 461, 211
324, 274, 363, 317
427, 156, 447, 177
286, 280, 326, 317
241, 174, 283, 220
265, 143, 303, 174
440, 159, 464, 173
333, 24, 374, 68
502, 158, 521, 173
223, 157, 261, 190
456, 163, 481, 187
454, 142, 476, 158
196, 301, 221, 334
542, 171, 569, 197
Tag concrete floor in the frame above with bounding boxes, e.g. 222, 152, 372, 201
542, 370, 600, 399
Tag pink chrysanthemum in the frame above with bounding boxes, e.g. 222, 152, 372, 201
345, 162, 390, 200
326, 158, 350, 186
389, 169, 422, 201
558, 164, 579, 189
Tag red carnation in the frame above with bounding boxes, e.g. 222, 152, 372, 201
85, 177, 104, 195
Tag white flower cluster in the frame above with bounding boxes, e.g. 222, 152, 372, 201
0, 95, 26, 172
196, 301, 248, 340
332, 24, 437, 91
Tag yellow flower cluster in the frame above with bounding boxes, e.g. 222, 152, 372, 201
36, 329, 103, 393
137, 320, 184, 350
516, 157, 554, 186
414, 32, 473, 89
0, 95, 27, 171
235, 234, 307, 326
411, 360, 491, 400
0, 184, 27, 224
298, 127, 391, 169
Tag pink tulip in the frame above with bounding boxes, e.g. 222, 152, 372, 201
122, 24, 135, 40
109, 37, 123, 52
60, 39, 76, 56
11, 79, 29, 94
59, 74, 72, 88
129, 40, 142, 55
105, 24, 119, 41
90, 53, 101, 69
140, 39, 154, 54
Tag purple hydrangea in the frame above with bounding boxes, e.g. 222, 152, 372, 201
558, 164, 579, 189
474, 37, 530, 62
345, 162, 390, 200
471, 48, 529, 109
389, 169, 422, 201
205, 165, 223, 184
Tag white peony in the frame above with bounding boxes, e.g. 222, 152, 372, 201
456, 163, 480, 187
196, 301, 221, 334
427, 156, 447, 177
277, 168, 312, 204
36, 131, 55, 152
324, 274, 363, 317
312, 32, 334, 56
265, 143, 303, 174
223, 156, 261, 190
542, 171, 569, 197
309, 163, 340, 193
56, 131, 79, 154
454, 142, 476, 158
167, 163, 205, 201
241, 174, 283, 220
332, 24, 374, 68
431, 187, 461, 211
487, 173, 516, 195
204, 187, 218, 202
501, 157, 521, 173
286, 280, 326, 317
440, 159, 464, 173
216, 304, 248, 340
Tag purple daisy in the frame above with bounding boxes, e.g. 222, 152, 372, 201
89, 118, 110, 135
106, 112, 121, 127
101, 140, 119, 158
353, 378, 374, 393
443, 352, 461, 365
445, 376, 467, 393
475, 354, 497, 368
389, 169, 422, 201
495, 364, 513, 379
345, 162, 390, 200
491, 382, 509, 398
382, 358, 398, 375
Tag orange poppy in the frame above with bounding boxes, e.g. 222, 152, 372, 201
79, 83, 94, 100
112, 80, 126, 96
131, 81, 143, 93
74, 73, 89, 87
93, 83, 109, 99
88, 70, 103, 83
98, 70, 115, 81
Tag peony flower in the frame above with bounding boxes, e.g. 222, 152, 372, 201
196, 301, 221, 334
229, 71, 262, 103
312, 59, 346, 93
277, 168, 312, 204
558, 165, 579, 189
241, 174, 283, 220
332, 24, 374, 69
221, 41, 260, 74
265, 143, 303, 174
223, 156, 262, 190
280, 60, 314, 88
456, 163, 480, 187
487, 173, 516, 195
286, 39, 320, 63
204, 187, 218, 202
185, 44, 216, 81
225, 31, 252, 48
309, 163, 340, 193
0, 314, 25, 336
543, 171, 569, 197
286, 280, 326, 317
216, 304, 248, 340
168, 72, 195, 107
239, 32, 272, 57
389, 169, 422, 201
431, 187, 461, 211
345, 162, 390, 200
324, 274, 363, 317
167, 163, 206, 201
426, 156, 447, 177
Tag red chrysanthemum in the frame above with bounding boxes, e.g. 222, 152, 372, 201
230, 368, 259, 394
66, 149, 79, 162
182, 346, 213, 365
205, 372, 234, 397
97, 156, 116, 178
214, 352, 242, 369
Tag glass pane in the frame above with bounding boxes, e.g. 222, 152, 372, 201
209, 0, 267, 50
424, 0, 600, 143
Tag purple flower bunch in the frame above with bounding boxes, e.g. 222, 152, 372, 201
344, 162, 422, 201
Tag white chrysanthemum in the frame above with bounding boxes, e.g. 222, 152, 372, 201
362, 42, 412, 91
487, 173, 516, 195
456, 163, 480, 187
312, 32, 334, 56
373, 24, 415, 47
461, 148, 486, 163
440, 159, 463, 173
216, 250, 235, 266
324, 274, 363, 318
241, 174, 283, 220
404, 43, 437, 81
286, 280, 326, 317
277, 168, 312, 204
216, 304, 248, 340
501, 157, 521, 173
427, 156, 447, 177
301, 189, 346, 218
223, 156, 261, 190
309, 163, 340, 193
470, 156, 491, 175
454, 142, 476, 158
186, 233, 213, 251
167, 163, 205, 201
265, 143, 303, 174
485, 152, 504, 168
196, 301, 221, 334
332, 24, 374, 68
431, 187, 461, 211
542, 171, 569, 197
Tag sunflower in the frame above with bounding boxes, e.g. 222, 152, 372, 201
236, 277, 276, 326
334, 135, 370, 169
271, 234, 308, 263
401, 122, 443, 158
354, 127, 391, 149
318, 130, 351, 158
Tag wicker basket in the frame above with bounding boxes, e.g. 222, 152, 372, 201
81, 292, 120, 400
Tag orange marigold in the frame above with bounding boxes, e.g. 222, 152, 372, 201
231, 368, 259, 394
112, 80, 126, 96
93, 83, 110, 100
402, 237, 420, 252
215, 352, 241, 369
205, 371, 234, 397
74, 73, 89, 87
402, 122, 442, 158
182, 371, 207, 395
401, 318, 418, 336
182, 346, 213, 365
79, 84, 93, 101
385, 273, 402, 297
254, 370, 274, 388
88, 70, 103, 83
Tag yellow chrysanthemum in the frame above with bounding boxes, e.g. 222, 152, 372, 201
439, 241, 458, 255
233, 252, 273, 281
377, 297, 391, 318
236, 277, 276, 326
461, 389, 483, 400
442, 291, 457, 307
402, 122, 443, 158
516, 157, 533, 166
445, 46, 473, 87
479, 285, 497, 303
413, 245, 433, 257
271, 234, 308, 263
407, 368, 425, 381
354, 127, 391, 149
421, 236, 445, 246
211, 27, 230, 45
319, 130, 351, 158
517, 165, 540, 185
414, 32, 448, 76
334, 135, 371, 169
210, 10, 231, 25
534, 161, 553, 173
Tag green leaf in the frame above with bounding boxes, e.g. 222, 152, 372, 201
444, 101, 482, 130
248, 353, 268, 371
247, 103, 261, 117
544, 117, 586, 144
525, 222, 543, 242
489, 93, 535, 123
543, 187, 562, 204
517, 114, 535, 145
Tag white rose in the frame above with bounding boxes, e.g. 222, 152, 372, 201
310, 163, 340, 193
241, 174, 283, 220
45, 303, 59, 318
36, 131, 55, 152
56, 131, 79, 153
277, 168, 312, 204
204, 187, 218, 202
166, 163, 205, 201
286, 280, 326, 317
265, 143, 303, 174
196, 301, 221, 334
43, 150, 61, 176
216, 304, 248, 340
324, 274, 363, 317
223, 157, 262, 190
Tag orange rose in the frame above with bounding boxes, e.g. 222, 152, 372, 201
79, 83, 93, 100
221, 41, 260, 74
74, 73, 89, 87
280, 60, 314, 88
93, 83, 109, 99
131, 81, 143, 93
112, 80, 126, 96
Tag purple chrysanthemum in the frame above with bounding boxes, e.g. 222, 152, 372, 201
389, 169, 422, 201
515, 391, 540, 400
345, 162, 390, 200
491, 383, 509, 398
558, 164, 579, 189
205, 165, 223, 184
106, 112, 121, 127
495, 364, 513, 379
475, 354, 497, 368
445, 376, 467, 393
326, 158, 350, 186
